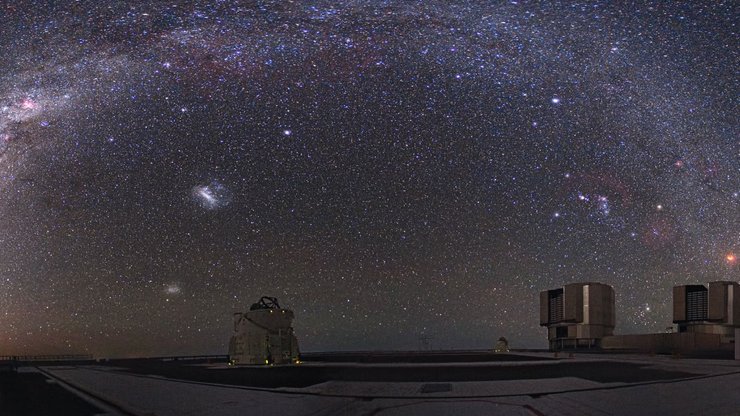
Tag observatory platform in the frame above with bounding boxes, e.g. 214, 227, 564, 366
5, 351, 740, 416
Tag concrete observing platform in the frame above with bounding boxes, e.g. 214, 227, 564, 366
6, 351, 739, 416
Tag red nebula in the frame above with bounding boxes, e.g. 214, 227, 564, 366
20, 98, 38, 110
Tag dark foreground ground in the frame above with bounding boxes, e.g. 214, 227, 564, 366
301, 350, 549, 363
0, 372, 102, 416
103, 351, 699, 388
2, 351, 734, 416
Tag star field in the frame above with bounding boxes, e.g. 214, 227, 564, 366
0, 1, 737, 357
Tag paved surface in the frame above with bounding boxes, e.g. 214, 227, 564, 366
0, 368, 105, 416
34, 354, 740, 416
105, 353, 700, 388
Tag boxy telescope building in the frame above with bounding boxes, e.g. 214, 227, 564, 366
540, 281, 739, 357
674, 281, 739, 339
539, 282, 616, 350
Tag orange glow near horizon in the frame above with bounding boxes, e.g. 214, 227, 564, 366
727, 253, 737, 264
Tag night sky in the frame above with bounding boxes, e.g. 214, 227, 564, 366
1, 1, 737, 357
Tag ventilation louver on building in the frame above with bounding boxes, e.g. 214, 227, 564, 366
686, 286, 708, 321
548, 289, 564, 323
